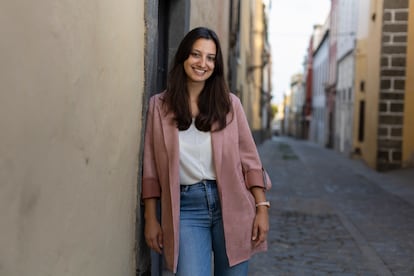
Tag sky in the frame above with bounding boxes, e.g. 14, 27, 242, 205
268, 0, 331, 104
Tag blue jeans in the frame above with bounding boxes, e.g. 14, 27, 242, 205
176, 180, 248, 276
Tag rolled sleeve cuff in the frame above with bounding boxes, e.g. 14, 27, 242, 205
142, 178, 161, 199
244, 169, 266, 190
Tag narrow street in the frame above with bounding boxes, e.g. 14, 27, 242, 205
249, 136, 414, 276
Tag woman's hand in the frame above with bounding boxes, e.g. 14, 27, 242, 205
252, 206, 269, 247
250, 186, 270, 246
143, 198, 163, 254
144, 217, 164, 254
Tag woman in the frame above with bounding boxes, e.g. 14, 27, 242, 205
142, 27, 271, 276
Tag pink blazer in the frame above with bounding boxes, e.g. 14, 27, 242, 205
142, 92, 271, 273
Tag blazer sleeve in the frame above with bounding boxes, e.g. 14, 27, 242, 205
142, 96, 161, 199
232, 95, 271, 191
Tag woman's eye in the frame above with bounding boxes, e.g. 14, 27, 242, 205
191, 52, 200, 58
208, 56, 216, 62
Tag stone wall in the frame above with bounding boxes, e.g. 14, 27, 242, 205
377, 0, 409, 170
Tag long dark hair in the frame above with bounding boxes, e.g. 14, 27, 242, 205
162, 27, 231, 132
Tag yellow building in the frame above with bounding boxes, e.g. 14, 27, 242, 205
229, 0, 270, 143
282, 91, 292, 135
353, 0, 382, 168
353, 0, 412, 170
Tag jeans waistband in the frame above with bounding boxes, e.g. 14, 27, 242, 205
180, 179, 216, 192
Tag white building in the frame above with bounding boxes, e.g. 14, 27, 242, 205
334, 0, 358, 154
310, 18, 330, 146
290, 74, 305, 138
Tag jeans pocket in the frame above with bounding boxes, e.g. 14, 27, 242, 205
180, 185, 190, 193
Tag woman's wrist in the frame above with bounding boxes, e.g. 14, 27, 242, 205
256, 205, 269, 214
143, 198, 158, 221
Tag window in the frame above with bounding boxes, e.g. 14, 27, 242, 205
358, 100, 365, 142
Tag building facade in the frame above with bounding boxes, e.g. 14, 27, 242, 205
282, 91, 292, 135
302, 41, 311, 139
289, 74, 305, 138
326, 0, 339, 148
296, 0, 413, 171
310, 18, 330, 147
302, 33, 316, 139
229, 0, 272, 143
334, 0, 358, 155
353, 0, 382, 169
353, 0, 412, 171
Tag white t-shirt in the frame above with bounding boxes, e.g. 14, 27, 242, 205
178, 120, 216, 185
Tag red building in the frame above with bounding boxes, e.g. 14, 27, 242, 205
303, 35, 314, 139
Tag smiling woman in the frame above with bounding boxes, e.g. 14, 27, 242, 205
163, 27, 229, 132
142, 27, 271, 275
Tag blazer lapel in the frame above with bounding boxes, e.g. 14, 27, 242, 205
160, 111, 179, 180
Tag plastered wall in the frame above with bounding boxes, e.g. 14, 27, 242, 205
353, 0, 383, 169
0, 1, 144, 275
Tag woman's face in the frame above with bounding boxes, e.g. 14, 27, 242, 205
183, 38, 216, 84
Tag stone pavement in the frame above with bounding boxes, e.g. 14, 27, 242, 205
249, 136, 414, 276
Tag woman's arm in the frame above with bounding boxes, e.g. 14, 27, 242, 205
232, 94, 271, 191
250, 187, 269, 247
142, 96, 163, 253
144, 198, 163, 254
231, 94, 271, 246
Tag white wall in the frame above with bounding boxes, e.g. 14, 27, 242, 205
0, 1, 144, 275
356, 0, 371, 39
337, 0, 358, 59
310, 36, 329, 146
335, 0, 358, 154
336, 55, 355, 153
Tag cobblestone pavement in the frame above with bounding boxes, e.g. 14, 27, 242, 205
249, 136, 414, 276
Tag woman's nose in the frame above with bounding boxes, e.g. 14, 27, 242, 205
198, 56, 207, 67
